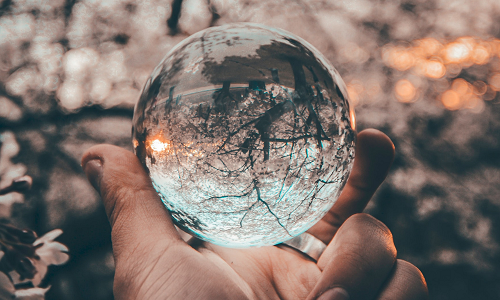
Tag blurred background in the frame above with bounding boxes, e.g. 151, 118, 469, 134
0, 0, 499, 299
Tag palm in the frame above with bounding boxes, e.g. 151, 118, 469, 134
121, 238, 320, 299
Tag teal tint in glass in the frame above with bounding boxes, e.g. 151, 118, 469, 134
132, 23, 356, 247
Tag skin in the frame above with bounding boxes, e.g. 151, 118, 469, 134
82, 129, 429, 300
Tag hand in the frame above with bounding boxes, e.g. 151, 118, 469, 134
81, 129, 428, 300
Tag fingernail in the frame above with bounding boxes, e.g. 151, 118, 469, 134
83, 159, 103, 191
317, 287, 350, 300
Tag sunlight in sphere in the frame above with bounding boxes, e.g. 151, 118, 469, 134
350, 109, 356, 131
150, 139, 169, 153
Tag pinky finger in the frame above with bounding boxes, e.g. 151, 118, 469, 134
378, 259, 429, 300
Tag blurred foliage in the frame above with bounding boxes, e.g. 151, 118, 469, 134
1, 0, 500, 299
0, 135, 68, 299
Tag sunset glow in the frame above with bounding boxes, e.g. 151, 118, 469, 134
380, 36, 500, 110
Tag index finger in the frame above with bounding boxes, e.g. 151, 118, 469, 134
307, 129, 395, 244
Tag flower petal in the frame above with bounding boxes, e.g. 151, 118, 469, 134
36, 242, 69, 266
14, 286, 49, 300
33, 229, 63, 246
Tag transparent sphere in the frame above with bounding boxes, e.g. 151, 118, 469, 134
132, 23, 356, 247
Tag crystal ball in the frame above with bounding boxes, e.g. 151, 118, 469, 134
132, 23, 356, 247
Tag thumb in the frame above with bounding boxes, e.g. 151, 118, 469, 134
81, 144, 184, 259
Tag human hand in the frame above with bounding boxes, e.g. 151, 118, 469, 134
81, 129, 428, 300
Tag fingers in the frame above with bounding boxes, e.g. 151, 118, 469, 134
308, 129, 395, 244
81, 144, 184, 259
306, 214, 397, 300
377, 260, 428, 300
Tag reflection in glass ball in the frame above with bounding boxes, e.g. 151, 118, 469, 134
132, 23, 356, 247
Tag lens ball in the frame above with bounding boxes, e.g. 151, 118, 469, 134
132, 23, 355, 247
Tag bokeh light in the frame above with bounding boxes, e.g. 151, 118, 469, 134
489, 73, 500, 91
346, 80, 364, 106
441, 90, 461, 110
423, 60, 446, 79
395, 79, 417, 103
381, 36, 500, 110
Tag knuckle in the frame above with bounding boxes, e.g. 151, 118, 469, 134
102, 179, 156, 225
344, 213, 397, 261
351, 213, 391, 235
347, 213, 393, 242
97, 149, 155, 224
396, 259, 429, 297
377, 260, 428, 300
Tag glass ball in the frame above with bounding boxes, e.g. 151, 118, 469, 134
132, 23, 356, 247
